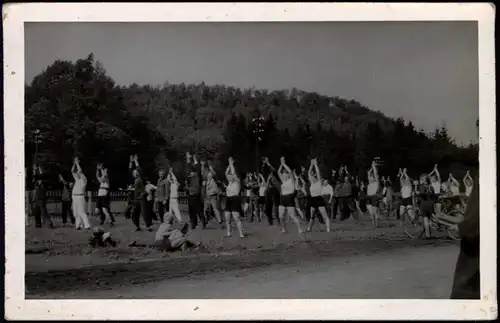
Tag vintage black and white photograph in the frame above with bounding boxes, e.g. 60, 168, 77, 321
4, 3, 496, 320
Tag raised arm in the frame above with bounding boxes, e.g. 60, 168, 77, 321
449, 173, 459, 186
371, 161, 379, 180
229, 159, 239, 182
71, 158, 80, 180
281, 158, 292, 174
169, 168, 179, 184
308, 163, 315, 182
313, 159, 322, 181
431, 164, 441, 183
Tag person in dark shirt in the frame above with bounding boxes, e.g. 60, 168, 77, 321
416, 174, 435, 239
58, 174, 75, 226
262, 157, 281, 226
32, 164, 53, 228
130, 154, 151, 231
185, 152, 206, 230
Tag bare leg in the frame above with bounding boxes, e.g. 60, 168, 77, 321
423, 217, 431, 238
307, 207, 315, 231
224, 211, 232, 237
318, 206, 331, 232
286, 206, 303, 234
278, 205, 287, 233
232, 211, 245, 238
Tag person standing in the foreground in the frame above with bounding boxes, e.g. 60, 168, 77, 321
71, 157, 91, 230
451, 171, 479, 299
451, 120, 480, 299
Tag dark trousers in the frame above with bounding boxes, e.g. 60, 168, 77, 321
188, 194, 206, 229
132, 198, 151, 229
265, 190, 280, 225
61, 200, 75, 224
338, 197, 354, 221
32, 200, 52, 228
147, 200, 157, 221
157, 201, 169, 222
331, 198, 340, 219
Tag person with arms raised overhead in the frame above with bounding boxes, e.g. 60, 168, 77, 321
185, 152, 206, 230
71, 157, 90, 230
224, 157, 245, 238
306, 158, 331, 233
277, 156, 303, 234
262, 157, 281, 226
398, 168, 413, 221
58, 173, 75, 226
463, 170, 474, 198
366, 161, 381, 228
96, 163, 115, 227
429, 164, 443, 217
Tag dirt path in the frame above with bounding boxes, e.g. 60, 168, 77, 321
28, 242, 458, 299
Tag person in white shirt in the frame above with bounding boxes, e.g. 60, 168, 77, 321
306, 158, 331, 232
96, 163, 115, 226
168, 168, 183, 222
463, 170, 474, 198
277, 157, 303, 234
145, 179, 158, 221
366, 161, 381, 228
398, 167, 414, 221
71, 157, 91, 230
429, 164, 443, 216
224, 157, 245, 238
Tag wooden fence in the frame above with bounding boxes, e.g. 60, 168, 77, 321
25, 190, 190, 217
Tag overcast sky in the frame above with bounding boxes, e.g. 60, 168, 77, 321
25, 22, 479, 145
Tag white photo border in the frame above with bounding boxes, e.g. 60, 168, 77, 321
3, 2, 497, 320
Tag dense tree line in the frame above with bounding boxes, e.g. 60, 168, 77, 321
25, 54, 478, 191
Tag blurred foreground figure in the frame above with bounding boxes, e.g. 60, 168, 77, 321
89, 227, 117, 248
151, 213, 199, 252
450, 174, 479, 299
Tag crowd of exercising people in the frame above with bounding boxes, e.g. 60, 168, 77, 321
30, 151, 475, 241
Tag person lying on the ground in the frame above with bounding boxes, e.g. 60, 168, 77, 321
128, 213, 200, 252
88, 226, 117, 248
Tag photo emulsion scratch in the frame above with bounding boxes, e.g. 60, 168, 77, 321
3, 2, 497, 321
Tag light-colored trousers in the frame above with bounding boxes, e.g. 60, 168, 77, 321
72, 195, 90, 229
169, 198, 182, 222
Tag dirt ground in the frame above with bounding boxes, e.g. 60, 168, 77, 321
39, 244, 459, 299
25, 211, 457, 298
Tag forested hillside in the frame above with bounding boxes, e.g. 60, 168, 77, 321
25, 54, 478, 189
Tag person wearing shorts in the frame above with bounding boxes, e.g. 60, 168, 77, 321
306, 158, 331, 232
277, 157, 303, 234
224, 157, 245, 238
366, 161, 381, 228
398, 168, 413, 220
